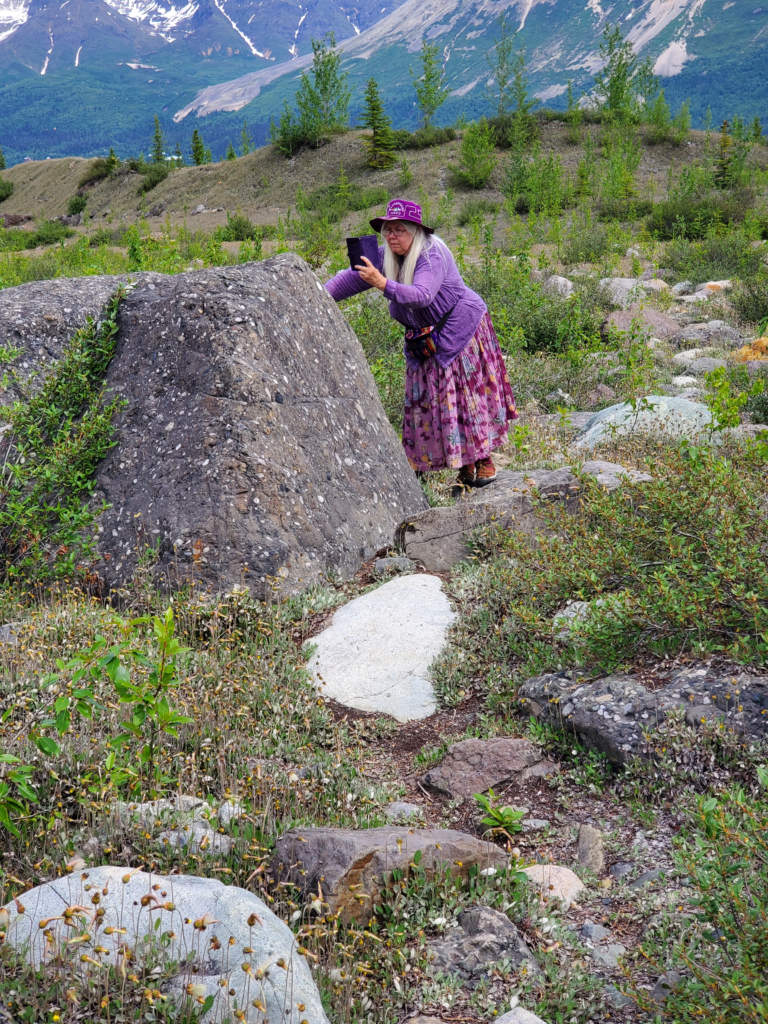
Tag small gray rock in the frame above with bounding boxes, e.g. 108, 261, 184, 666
545, 387, 574, 405
688, 357, 727, 375
374, 556, 415, 576
581, 920, 612, 942
542, 274, 574, 297
521, 818, 550, 832
592, 943, 626, 969
609, 861, 635, 880
604, 983, 634, 1007
672, 281, 694, 295
157, 823, 232, 855
671, 375, 698, 387
385, 801, 423, 820
577, 823, 605, 875
429, 905, 540, 980
651, 970, 682, 1004
630, 867, 664, 889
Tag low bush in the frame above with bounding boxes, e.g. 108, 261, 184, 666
77, 154, 118, 187
136, 161, 170, 194
391, 126, 456, 149
457, 442, 768, 694
505, 147, 573, 215
216, 211, 261, 242
730, 275, 768, 325
648, 189, 755, 239
450, 119, 497, 189
66, 194, 88, 216
665, 231, 764, 284
487, 112, 538, 149
638, 782, 768, 1024
0, 179, 13, 202
457, 198, 500, 226
0, 221, 74, 252
560, 218, 610, 264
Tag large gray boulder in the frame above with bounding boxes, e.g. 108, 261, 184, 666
602, 307, 680, 342
0, 273, 164, 404
519, 664, 768, 765
6, 256, 425, 596
306, 573, 455, 722
571, 396, 712, 451
271, 827, 509, 924
2, 866, 328, 1023
398, 462, 651, 571
669, 320, 745, 350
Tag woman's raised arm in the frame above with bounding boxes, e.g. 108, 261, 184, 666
382, 246, 447, 308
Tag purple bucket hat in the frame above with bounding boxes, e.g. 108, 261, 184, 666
370, 198, 434, 235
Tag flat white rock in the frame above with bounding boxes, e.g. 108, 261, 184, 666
306, 574, 456, 721
3, 866, 328, 1024
572, 395, 712, 450
497, 1008, 551, 1024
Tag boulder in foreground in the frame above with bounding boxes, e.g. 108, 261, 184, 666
2, 866, 327, 1024
91, 255, 427, 596
271, 827, 509, 924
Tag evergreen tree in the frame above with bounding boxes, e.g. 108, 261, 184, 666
241, 119, 253, 155
752, 116, 763, 143
191, 129, 206, 166
714, 120, 733, 189
174, 141, 184, 166
411, 41, 448, 130
226, 142, 237, 160
106, 146, 119, 173
151, 115, 165, 164
0, 145, 5, 171
359, 78, 396, 169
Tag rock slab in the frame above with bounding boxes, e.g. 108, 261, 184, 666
602, 306, 680, 342
521, 864, 585, 908
419, 737, 558, 800
271, 827, 509, 924
2, 866, 327, 1024
398, 463, 651, 572
428, 905, 539, 979
577, 823, 605, 875
519, 664, 768, 765
306, 574, 455, 721
86, 255, 427, 596
497, 1010, 550, 1024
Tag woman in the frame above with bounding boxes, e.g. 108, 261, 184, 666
325, 198, 517, 487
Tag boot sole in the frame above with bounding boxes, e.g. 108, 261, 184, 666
472, 474, 497, 487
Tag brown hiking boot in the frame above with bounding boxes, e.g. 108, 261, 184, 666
474, 456, 497, 487
457, 463, 476, 488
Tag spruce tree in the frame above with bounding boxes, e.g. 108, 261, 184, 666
360, 78, 396, 168
0, 145, 5, 171
241, 119, 253, 155
226, 142, 237, 160
191, 129, 206, 166
752, 116, 763, 143
174, 141, 184, 166
151, 115, 165, 164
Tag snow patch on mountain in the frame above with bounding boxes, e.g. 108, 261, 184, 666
102, 0, 199, 41
0, 0, 30, 43
654, 37, 692, 74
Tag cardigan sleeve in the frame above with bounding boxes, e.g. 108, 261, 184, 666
382, 246, 448, 308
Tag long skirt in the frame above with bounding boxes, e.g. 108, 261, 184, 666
402, 312, 517, 472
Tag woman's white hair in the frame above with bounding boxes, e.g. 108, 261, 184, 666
382, 221, 433, 286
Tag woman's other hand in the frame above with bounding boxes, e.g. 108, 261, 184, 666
355, 256, 387, 291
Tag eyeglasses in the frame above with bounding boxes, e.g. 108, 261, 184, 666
382, 225, 410, 238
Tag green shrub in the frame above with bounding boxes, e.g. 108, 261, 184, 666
505, 146, 572, 215
731, 276, 768, 324
560, 217, 610, 263
450, 119, 498, 189
391, 126, 456, 149
649, 190, 755, 239
457, 198, 500, 226
66, 194, 88, 216
464, 443, 768, 684
665, 231, 764, 284
78, 153, 118, 187
0, 179, 13, 203
217, 211, 260, 242
638, 784, 768, 1024
596, 196, 653, 221
487, 112, 539, 149
138, 162, 170, 194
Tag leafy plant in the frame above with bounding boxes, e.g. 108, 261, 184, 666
0, 754, 37, 836
474, 788, 525, 842
450, 119, 498, 189
0, 179, 14, 203
66, 194, 88, 216
593, 23, 657, 120
391, 126, 456, 150
704, 365, 764, 430
411, 40, 448, 131
565, 80, 583, 145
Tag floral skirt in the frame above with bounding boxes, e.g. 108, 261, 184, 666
402, 313, 517, 472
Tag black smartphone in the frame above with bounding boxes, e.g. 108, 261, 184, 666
346, 234, 380, 271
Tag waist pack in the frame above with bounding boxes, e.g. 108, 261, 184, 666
401, 305, 456, 362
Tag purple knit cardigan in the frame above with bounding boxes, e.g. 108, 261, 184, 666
324, 238, 487, 369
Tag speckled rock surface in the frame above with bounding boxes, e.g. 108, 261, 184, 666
669, 321, 745, 350
519, 664, 768, 765
428, 905, 540, 979
571, 396, 713, 450
602, 307, 680, 342
90, 255, 427, 596
0, 273, 164, 404
419, 737, 559, 799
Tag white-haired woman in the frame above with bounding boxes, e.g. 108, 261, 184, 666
325, 198, 517, 487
